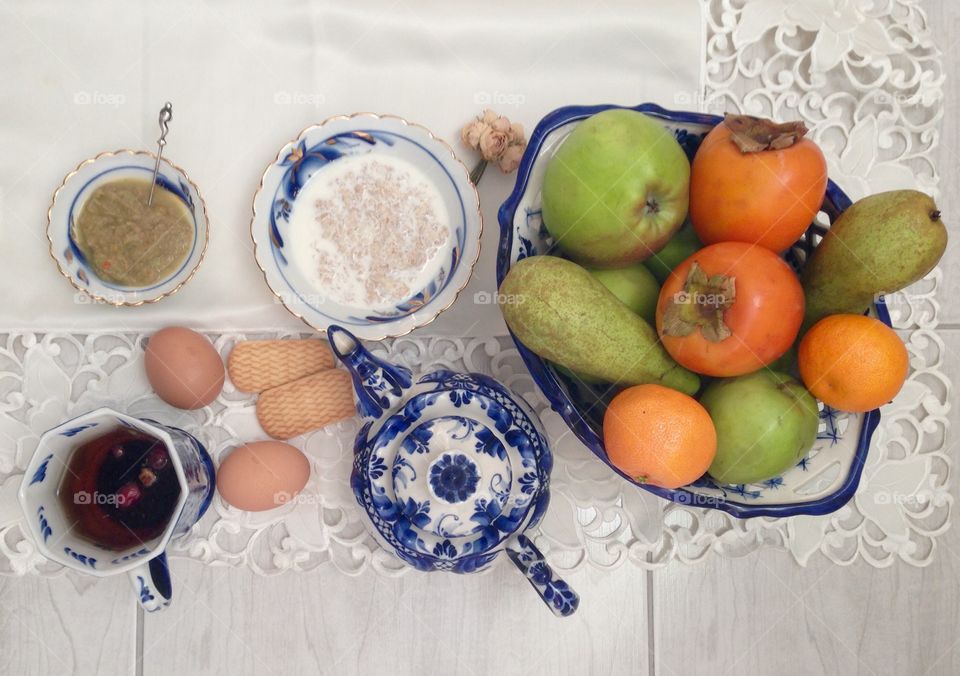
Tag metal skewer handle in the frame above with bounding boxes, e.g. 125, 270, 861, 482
147, 102, 173, 207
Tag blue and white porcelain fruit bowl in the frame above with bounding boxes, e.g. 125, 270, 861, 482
47, 150, 209, 306
328, 325, 578, 616
251, 113, 482, 341
496, 103, 888, 519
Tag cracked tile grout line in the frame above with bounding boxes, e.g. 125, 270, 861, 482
646, 561, 656, 676
135, 603, 144, 676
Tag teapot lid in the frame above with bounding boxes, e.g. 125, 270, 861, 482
355, 372, 550, 571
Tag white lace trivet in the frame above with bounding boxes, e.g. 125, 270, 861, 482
0, 319, 949, 578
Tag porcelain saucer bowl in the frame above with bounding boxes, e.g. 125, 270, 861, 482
251, 113, 482, 341
496, 103, 888, 519
47, 150, 209, 306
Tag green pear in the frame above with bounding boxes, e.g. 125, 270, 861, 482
499, 256, 699, 394
802, 190, 947, 331
557, 264, 660, 385
542, 109, 690, 267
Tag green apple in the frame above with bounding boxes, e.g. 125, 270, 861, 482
542, 109, 690, 267
701, 371, 819, 485
643, 220, 702, 284
587, 263, 660, 324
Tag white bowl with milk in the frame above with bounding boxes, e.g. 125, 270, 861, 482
251, 113, 482, 340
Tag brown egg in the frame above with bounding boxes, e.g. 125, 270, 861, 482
145, 327, 225, 409
216, 441, 311, 512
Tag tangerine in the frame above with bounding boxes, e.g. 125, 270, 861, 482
798, 314, 909, 413
603, 384, 717, 489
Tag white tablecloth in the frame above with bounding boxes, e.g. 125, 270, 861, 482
0, 0, 701, 335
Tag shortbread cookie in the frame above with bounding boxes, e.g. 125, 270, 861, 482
256, 369, 356, 439
228, 339, 334, 393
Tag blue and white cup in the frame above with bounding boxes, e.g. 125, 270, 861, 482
18, 408, 215, 612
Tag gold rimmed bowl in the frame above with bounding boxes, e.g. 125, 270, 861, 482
250, 113, 482, 341
47, 150, 209, 306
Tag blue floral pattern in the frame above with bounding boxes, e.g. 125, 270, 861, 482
29, 454, 54, 486
817, 405, 842, 445
429, 453, 480, 503
368, 455, 388, 481
474, 426, 506, 458
64, 546, 96, 569
401, 424, 434, 455
353, 362, 550, 562
432, 539, 458, 559
448, 389, 473, 408
400, 497, 432, 528
506, 535, 579, 617
137, 576, 156, 607
36, 506, 52, 542
59, 423, 97, 437
111, 547, 151, 565
336, 327, 575, 613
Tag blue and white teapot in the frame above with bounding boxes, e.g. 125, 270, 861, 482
328, 326, 578, 617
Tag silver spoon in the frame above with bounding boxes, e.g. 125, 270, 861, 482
147, 102, 173, 207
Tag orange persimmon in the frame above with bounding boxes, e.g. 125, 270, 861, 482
655, 242, 804, 377
689, 114, 828, 253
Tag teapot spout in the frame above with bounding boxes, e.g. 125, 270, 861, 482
327, 325, 413, 420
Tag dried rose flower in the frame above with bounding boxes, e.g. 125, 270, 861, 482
490, 116, 512, 134
481, 109, 499, 125
479, 128, 509, 161
461, 120, 487, 149
460, 109, 528, 181
497, 143, 525, 173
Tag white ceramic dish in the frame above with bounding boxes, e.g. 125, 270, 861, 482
47, 150, 209, 306
496, 103, 883, 519
250, 113, 482, 340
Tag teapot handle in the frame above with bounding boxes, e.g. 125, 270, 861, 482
128, 553, 173, 612
327, 325, 413, 418
505, 534, 579, 617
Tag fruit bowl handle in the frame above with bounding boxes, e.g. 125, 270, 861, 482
127, 552, 173, 612
505, 534, 579, 617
